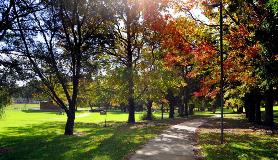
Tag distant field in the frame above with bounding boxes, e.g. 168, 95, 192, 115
194, 106, 278, 123
7, 103, 40, 110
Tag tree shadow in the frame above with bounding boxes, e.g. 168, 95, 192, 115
0, 121, 165, 160
22, 110, 63, 114
200, 132, 278, 160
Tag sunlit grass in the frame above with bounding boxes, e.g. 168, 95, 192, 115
0, 107, 169, 160
199, 132, 278, 160
197, 113, 278, 160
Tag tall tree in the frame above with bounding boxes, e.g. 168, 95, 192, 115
108, 0, 169, 123
1, 0, 114, 135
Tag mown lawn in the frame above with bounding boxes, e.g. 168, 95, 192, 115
0, 105, 172, 160
196, 114, 278, 160
275, 106, 278, 123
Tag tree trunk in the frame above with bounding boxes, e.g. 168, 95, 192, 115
178, 95, 184, 117
200, 98, 205, 111
127, 65, 135, 123
237, 106, 243, 114
189, 104, 194, 115
146, 100, 153, 120
128, 95, 135, 123
64, 110, 75, 135
182, 67, 189, 117
167, 89, 175, 119
254, 95, 262, 124
169, 102, 174, 119
161, 104, 164, 119
244, 95, 250, 119
184, 89, 189, 117
126, 6, 135, 124
265, 88, 274, 127
248, 101, 255, 122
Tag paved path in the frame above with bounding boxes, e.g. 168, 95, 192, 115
129, 118, 207, 160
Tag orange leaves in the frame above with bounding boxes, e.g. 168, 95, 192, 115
193, 41, 217, 63
225, 25, 251, 50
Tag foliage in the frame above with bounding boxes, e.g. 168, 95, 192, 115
0, 87, 11, 118
268, 0, 278, 13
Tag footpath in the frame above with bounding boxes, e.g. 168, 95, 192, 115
129, 118, 207, 160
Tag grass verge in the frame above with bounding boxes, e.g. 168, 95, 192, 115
195, 114, 278, 160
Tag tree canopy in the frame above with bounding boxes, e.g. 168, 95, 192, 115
0, 0, 277, 134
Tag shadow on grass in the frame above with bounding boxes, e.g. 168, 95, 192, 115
22, 110, 89, 114
197, 114, 278, 160
21, 110, 63, 114
0, 121, 165, 160
199, 132, 278, 160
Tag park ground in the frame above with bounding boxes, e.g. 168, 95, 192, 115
195, 107, 278, 160
0, 104, 278, 160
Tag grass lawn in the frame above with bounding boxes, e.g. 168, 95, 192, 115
196, 114, 278, 160
261, 106, 278, 123
194, 108, 235, 117
0, 105, 178, 160
6, 103, 40, 110
275, 106, 278, 123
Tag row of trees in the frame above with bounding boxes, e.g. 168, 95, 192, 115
0, 0, 277, 135
0, 0, 181, 135
167, 0, 278, 126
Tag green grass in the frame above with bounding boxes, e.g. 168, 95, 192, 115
6, 103, 40, 110
261, 106, 278, 123
271, 106, 278, 123
197, 114, 278, 160
194, 107, 235, 117
275, 106, 278, 123
0, 107, 170, 160
199, 133, 278, 160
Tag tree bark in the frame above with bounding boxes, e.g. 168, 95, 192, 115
146, 100, 153, 120
169, 103, 174, 119
254, 94, 262, 124
248, 101, 255, 122
178, 94, 184, 117
126, 4, 135, 124
167, 89, 175, 119
200, 98, 205, 111
244, 94, 250, 119
127, 94, 135, 123
237, 106, 243, 114
265, 88, 274, 127
161, 104, 164, 119
64, 110, 75, 135
184, 88, 189, 117
189, 104, 194, 115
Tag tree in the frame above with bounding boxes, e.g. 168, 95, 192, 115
179, 0, 278, 126
107, 0, 169, 123
1, 0, 114, 135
